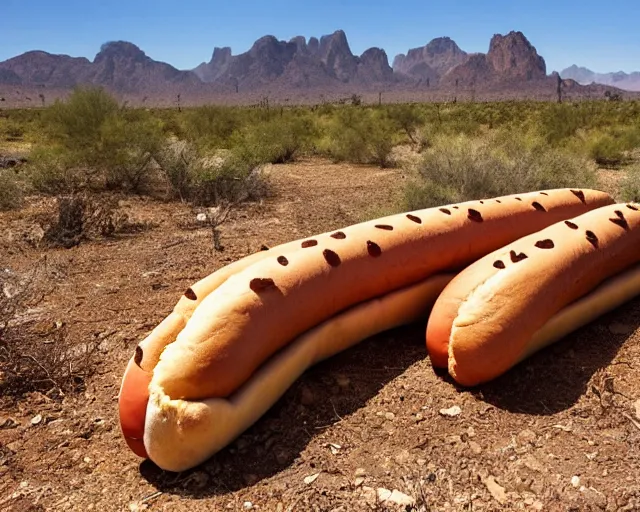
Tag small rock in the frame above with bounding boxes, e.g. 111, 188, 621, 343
468, 441, 482, 455
609, 323, 634, 335
355, 468, 367, 477
327, 443, 341, 455
417, 458, 427, 466
531, 501, 544, 511
394, 449, 411, 465
517, 429, 537, 445
304, 473, 320, 485
571, 475, 580, 488
634, 399, 640, 420
483, 476, 507, 504
354, 477, 365, 487
31, 414, 42, 425
522, 454, 544, 472
439, 406, 461, 417
242, 502, 253, 510
385, 412, 395, 421
196, 213, 207, 222
0, 417, 18, 429
361, 486, 377, 506
377, 488, 415, 507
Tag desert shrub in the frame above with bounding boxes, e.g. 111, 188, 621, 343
588, 132, 627, 167
0, 171, 25, 210
404, 130, 598, 210
183, 105, 243, 149
620, 164, 640, 203
0, 261, 98, 396
43, 86, 119, 150
233, 112, 317, 164
386, 104, 423, 144
32, 88, 165, 194
26, 146, 90, 194
189, 148, 271, 207
539, 103, 587, 145
154, 139, 201, 201
98, 111, 164, 192
43, 194, 153, 248
323, 107, 398, 167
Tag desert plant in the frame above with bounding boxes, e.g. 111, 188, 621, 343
234, 112, 317, 164
0, 171, 24, 210
43, 86, 119, 151
620, 164, 640, 203
403, 130, 598, 210
0, 261, 98, 396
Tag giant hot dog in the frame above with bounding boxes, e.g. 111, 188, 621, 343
426, 202, 640, 387
151, 189, 613, 401
118, 188, 613, 468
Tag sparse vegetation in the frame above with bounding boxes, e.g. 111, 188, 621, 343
404, 130, 599, 210
0, 170, 25, 210
0, 261, 98, 396
621, 164, 640, 202
1, 93, 639, 215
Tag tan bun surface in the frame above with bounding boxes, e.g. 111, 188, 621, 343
144, 274, 454, 472
447, 203, 640, 387
152, 189, 613, 400
135, 226, 371, 371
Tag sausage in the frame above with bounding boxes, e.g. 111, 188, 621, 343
426, 202, 640, 387
149, 188, 613, 400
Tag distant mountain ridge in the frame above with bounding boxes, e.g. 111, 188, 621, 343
560, 65, 640, 92
0, 30, 633, 106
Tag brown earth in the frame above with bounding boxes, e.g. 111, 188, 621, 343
1, 159, 640, 511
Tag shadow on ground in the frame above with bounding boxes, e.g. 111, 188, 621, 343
140, 297, 640, 498
140, 322, 429, 498
469, 297, 640, 415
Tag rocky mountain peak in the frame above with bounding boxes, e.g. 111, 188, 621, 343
94, 41, 147, 64
486, 30, 546, 80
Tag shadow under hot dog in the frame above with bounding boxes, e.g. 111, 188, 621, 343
139, 322, 428, 497
465, 296, 640, 415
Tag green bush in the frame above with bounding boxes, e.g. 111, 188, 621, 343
32, 87, 165, 194
98, 111, 164, 192
323, 107, 398, 167
620, 165, 640, 203
403, 130, 598, 210
0, 171, 24, 210
182, 106, 242, 149
26, 146, 89, 194
588, 133, 626, 167
43, 86, 119, 150
233, 112, 317, 164
190, 148, 271, 207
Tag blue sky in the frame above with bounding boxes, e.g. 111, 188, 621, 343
1, 0, 639, 73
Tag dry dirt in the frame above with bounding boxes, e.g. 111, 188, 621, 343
1, 158, 640, 512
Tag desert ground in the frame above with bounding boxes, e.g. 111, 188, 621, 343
1, 155, 639, 512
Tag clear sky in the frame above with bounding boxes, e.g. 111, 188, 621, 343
1, 0, 639, 73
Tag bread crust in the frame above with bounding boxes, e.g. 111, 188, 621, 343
151, 188, 613, 400
144, 274, 454, 472
440, 203, 640, 386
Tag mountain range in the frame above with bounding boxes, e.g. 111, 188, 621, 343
560, 65, 640, 92
0, 30, 633, 107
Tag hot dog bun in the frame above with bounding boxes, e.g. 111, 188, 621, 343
427, 202, 640, 387
144, 273, 454, 472
152, 189, 613, 401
